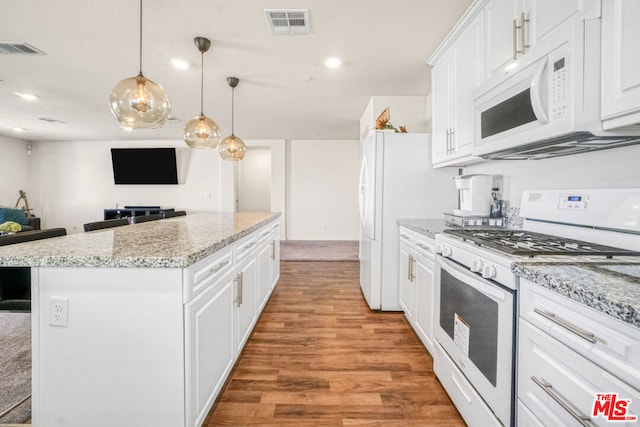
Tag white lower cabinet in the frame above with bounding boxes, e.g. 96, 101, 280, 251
398, 226, 436, 354
185, 271, 235, 427
517, 279, 640, 426
31, 219, 280, 427
235, 255, 257, 354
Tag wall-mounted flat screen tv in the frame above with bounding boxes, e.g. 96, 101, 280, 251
111, 148, 179, 185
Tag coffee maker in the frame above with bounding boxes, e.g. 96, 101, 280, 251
453, 174, 495, 216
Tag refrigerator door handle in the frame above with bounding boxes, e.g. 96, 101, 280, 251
358, 157, 368, 230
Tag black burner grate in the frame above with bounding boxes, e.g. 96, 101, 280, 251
443, 229, 640, 257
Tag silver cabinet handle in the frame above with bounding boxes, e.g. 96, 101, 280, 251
531, 376, 593, 426
449, 128, 455, 154
400, 234, 410, 240
235, 272, 243, 307
513, 18, 518, 60
445, 128, 451, 154
533, 308, 597, 344
407, 254, 413, 281
416, 243, 431, 251
270, 240, 276, 260
208, 260, 229, 275
520, 12, 529, 55
409, 255, 416, 282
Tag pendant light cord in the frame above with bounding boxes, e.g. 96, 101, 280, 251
138, 0, 143, 75
200, 51, 204, 115
231, 86, 235, 134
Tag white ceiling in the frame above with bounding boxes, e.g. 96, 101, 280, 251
0, 0, 473, 142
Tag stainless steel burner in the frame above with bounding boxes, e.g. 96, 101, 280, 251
443, 229, 640, 257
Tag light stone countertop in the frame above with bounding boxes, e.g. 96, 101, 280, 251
398, 219, 447, 239
0, 212, 280, 269
513, 262, 640, 328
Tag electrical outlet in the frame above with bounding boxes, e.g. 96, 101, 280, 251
48, 296, 69, 327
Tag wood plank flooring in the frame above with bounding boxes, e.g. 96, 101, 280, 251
204, 261, 465, 426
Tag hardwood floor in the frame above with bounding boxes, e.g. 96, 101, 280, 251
204, 261, 465, 426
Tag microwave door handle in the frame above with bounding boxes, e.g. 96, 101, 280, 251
530, 58, 549, 124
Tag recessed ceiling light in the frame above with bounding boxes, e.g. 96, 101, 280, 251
13, 92, 38, 101
324, 57, 343, 69
170, 58, 190, 70
12, 127, 26, 132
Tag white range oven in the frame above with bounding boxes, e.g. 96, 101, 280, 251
433, 188, 640, 427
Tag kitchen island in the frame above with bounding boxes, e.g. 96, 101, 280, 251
0, 212, 281, 427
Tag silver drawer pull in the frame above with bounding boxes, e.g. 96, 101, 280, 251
531, 376, 593, 426
400, 234, 411, 240
533, 308, 597, 344
240, 241, 257, 252
416, 243, 431, 251
260, 231, 270, 237
208, 260, 229, 275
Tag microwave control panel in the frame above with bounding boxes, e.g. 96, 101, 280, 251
551, 57, 568, 120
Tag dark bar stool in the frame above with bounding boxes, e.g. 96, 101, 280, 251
83, 218, 129, 232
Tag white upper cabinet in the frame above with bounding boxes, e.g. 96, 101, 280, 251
601, 0, 640, 130
484, 0, 595, 79
430, 11, 485, 167
484, 0, 521, 78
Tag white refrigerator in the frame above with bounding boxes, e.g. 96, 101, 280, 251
359, 130, 457, 311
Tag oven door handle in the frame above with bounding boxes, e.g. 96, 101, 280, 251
437, 255, 507, 302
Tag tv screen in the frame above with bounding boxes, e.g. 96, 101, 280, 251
111, 148, 179, 185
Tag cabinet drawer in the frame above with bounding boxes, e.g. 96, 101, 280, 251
235, 234, 258, 261
433, 342, 502, 427
184, 247, 233, 302
518, 318, 640, 427
517, 399, 545, 427
520, 279, 640, 390
399, 227, 435, 260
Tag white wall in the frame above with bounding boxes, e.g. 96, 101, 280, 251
286, 139, 360, 240
0, 136, 30, 209
28, 140, 226, 232
236, 147, 272, 212
464, 144, 640, 207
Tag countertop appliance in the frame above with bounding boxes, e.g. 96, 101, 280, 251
473, 18, 640, 160
453, 174, 494, 216
358, 130, 456, 310
433, 188, 640, 427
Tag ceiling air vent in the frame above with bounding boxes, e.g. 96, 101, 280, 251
0, 42, 46, 55
265, 9, 310, 35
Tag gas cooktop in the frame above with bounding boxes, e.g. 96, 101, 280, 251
443, 229, 640, 257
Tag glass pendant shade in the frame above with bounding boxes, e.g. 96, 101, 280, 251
218, 134, 246, 161
184, 115, 221, 149
110, 74, 171, 129
109, 0, 171, 129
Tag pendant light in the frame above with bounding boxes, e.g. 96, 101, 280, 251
110, 0, 171, 129
219, 77, 246, 161
183, 37, 221, 149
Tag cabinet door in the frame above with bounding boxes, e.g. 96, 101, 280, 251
271, 237, 280, 290
235, 257, 257, 354
601, 0, 640, 128
185, 274, 235, 427
398, 243, 413, 319
431, 56, 452, 164
451, 12, 484, 157
414, 253, 435, 354
258, 242, 272, 311
485, 0, 520, 78
524, 0, 593, 48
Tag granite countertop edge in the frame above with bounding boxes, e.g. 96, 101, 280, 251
0, 213, 280, 269
398, 218, 447, 239
512, 262, 640, 328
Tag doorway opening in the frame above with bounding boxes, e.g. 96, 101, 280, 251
235, 147, 272, 212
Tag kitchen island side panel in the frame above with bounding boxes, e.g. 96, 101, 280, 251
32, 267, 185, 427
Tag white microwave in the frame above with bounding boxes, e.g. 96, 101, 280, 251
473, 19, 640, 160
